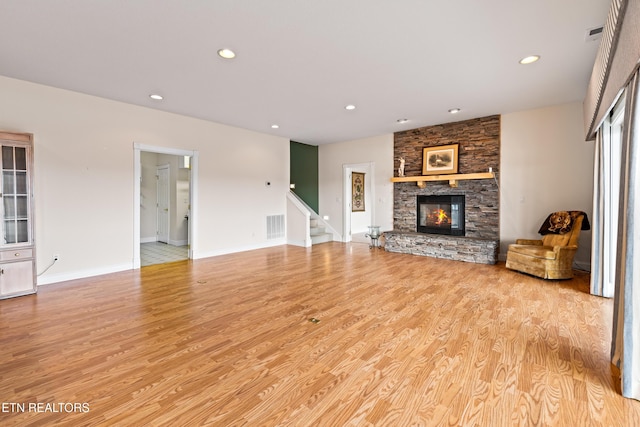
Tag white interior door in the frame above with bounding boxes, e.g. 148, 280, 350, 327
156, 165, 170, 243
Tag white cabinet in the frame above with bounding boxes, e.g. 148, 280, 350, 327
0, 131, 36, 299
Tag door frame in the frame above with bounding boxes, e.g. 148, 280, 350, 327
133, 143, 199, 269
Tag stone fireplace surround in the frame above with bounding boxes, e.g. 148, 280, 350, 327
385, 115, 500, 264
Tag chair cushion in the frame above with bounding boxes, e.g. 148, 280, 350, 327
507, 244, 557, 260
541, 233, 571, 247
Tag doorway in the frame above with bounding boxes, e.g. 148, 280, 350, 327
139, 155, 188, 266
343, 162, 375, 244
133, 143, 199, 269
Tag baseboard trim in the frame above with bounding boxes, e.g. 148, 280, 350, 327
37, 263, 133, 286
574, 260, 591, 272
193, 239, 287, 260
168, 239, 188, 246
141, 238, 188, 246
37, 241, 290, 286
287, 238, 311, 248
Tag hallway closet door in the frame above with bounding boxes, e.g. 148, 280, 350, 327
156, 165, 170, 244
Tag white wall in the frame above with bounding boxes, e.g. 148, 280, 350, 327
501, 102, 594, 268
318, 134, 394, 239
0, 76, 289, 285
286, 194, 310, 247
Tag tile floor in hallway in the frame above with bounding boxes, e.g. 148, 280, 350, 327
140, 242, 188, 266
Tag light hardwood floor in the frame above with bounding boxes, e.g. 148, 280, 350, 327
1, 242, 639, 426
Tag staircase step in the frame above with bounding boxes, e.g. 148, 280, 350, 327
310, 226, 325, 235
311, 232, 332, 245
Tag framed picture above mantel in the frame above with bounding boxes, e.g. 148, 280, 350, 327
422, 144, 459, 175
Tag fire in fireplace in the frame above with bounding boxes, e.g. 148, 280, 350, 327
417, 195, 465, 236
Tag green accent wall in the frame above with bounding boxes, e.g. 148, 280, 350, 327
290, 141, 319, 213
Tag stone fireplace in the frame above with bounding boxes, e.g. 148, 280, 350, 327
384, 115, 500, 264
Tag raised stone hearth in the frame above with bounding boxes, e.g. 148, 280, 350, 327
384, 231, 499, 265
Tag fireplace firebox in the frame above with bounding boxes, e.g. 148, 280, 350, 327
417, 195, 465, 236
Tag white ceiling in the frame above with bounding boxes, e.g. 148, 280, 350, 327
0, 0, 610, 145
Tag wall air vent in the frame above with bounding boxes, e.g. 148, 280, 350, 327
585, 26, 604, 42
267, 214, 285, 239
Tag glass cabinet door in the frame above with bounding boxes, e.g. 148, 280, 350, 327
1, 145, 30, 245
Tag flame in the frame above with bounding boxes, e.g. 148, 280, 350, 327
435, 209, 448, 225
424, 207, 451, 227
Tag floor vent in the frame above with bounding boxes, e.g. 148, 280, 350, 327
267, 214, 285, 239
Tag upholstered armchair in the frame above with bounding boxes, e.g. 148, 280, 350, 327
506, 211, 589, 279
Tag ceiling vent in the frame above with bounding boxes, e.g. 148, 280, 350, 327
585, 26, 604, 42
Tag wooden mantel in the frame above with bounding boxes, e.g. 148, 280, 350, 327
390, 172, 495, 188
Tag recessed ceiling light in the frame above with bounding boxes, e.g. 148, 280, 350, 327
345, 104, 356, 110
217, 48, 236, 59
448, 108, 461, 114
397, 119, 409, 124
519, 55, 540, 65
149, 94, 163, 100
271, 124, 279, 129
